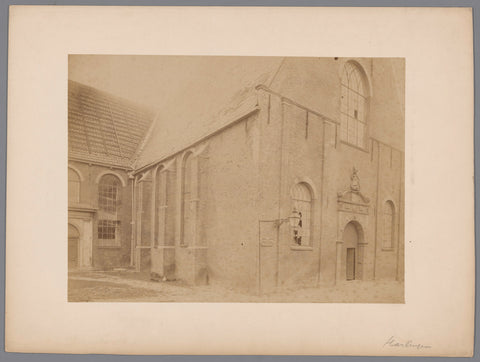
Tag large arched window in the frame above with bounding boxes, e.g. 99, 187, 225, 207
98, 174, 122, 247
68, 168, 81, 204
340, 62, 368, 148
181, 153, 194, 246
383, 201, 395, 249
291, 183, 313, 247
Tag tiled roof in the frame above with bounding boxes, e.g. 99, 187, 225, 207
68, 80, 155, 167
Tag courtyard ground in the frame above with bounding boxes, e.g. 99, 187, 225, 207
68, 270, 404, 303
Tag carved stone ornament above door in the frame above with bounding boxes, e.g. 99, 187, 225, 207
337, 167, 370, 215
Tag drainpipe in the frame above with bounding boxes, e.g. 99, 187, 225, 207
129, 174, 136, 267
275, 100, 286, 288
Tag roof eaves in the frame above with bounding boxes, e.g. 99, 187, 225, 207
68, 152, 133, 170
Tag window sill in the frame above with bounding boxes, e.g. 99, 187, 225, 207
382, 247, 395, 252
97, 245, 122, 249
290, 245, 313, 251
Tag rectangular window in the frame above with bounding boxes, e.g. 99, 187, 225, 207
98, 220, 121, 247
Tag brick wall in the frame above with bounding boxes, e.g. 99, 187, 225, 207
68, 161, 133, 269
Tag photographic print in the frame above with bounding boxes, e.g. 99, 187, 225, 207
68, 55, 405, 303
7, 6, 474, 356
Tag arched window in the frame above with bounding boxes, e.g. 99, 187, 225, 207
383, 201, 395, 249
181, 153, 194, 246
291, 183, 313, 247
340, 62, 368, 148
99, 174, 121, 213
98, 174, 122, 247
68, 168, 80, 204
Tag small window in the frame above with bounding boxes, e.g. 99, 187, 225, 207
291, 183, 313, 247
98, 220, 120, 240
383, 201, 395, 249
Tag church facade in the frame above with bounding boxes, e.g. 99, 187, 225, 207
68, 57, 404, 294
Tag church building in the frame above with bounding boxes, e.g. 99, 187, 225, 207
68, 57, 405, 293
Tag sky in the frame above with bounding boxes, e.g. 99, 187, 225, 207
68, 55, 282, 113
69, 55, 284, 166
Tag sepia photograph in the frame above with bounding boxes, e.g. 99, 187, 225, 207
6, 5, 474, 356
68, 55, 405, 303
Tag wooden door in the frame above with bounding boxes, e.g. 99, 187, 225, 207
346, 248, 355, 280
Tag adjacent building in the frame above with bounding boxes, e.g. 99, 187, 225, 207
68, 80, 154, 270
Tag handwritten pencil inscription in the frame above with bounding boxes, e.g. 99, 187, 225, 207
384, 336, 432, 350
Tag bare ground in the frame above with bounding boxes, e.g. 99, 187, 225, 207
68, 270, 404, 303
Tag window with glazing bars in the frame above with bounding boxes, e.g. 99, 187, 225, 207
291, 183, 313, 247
98, 220, 120, 239
98, 175, 120, 213
98, 174, 122, 247
340, 62, 368, 148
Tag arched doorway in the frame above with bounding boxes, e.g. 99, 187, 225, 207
343, 221, 363, 280
68, 224, 80, 269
